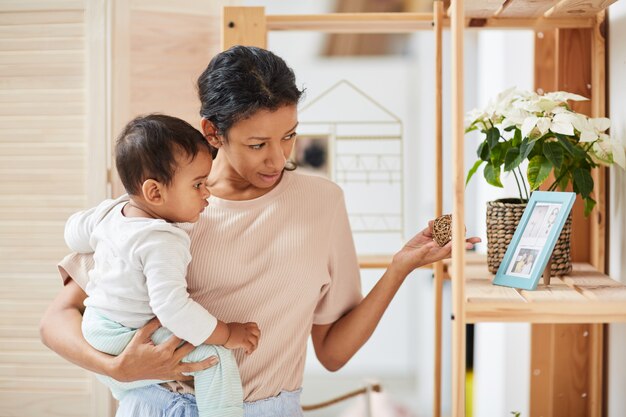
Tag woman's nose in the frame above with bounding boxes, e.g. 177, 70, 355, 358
266, 143, 287, 169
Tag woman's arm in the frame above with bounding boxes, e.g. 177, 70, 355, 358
311, 224, 481, 371
40, 279, 217, 381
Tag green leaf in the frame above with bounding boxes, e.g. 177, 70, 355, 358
490, 142, 505, 167
527, 155, 553, 190
504, 125, 517, 132
584, 196, 596, 217
465, 125, 479, 134
504, 148, 522, 171
477, 141, 490, 161
466, 160, 484, 186
555, 134, 586, 159
558, 173, 570, 191
512, 128, 522, 147
572, 168, 594, 198
484, 162, 504, 188
543, 141, 564, 169
487, 127, 500, 149
520, 138, 536, 160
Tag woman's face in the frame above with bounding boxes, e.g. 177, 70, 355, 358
211, 104, 298, 190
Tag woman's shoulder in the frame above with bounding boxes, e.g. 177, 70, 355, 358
290, 171, 343, 193
288, 171, 343, 197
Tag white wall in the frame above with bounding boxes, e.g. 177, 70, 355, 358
608, 1, 626, 415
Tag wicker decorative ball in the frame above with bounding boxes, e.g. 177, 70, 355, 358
433, 214, 452, 247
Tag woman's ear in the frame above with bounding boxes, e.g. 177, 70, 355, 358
141, 179, 164, 205
201, 118, 223, 148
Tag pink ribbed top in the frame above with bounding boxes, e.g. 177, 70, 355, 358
59, 171, 363, 401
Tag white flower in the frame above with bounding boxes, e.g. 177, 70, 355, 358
537, 98, 560, 113
550, 112, 577, 136
591, 117, 610, 132
592, 139, 626, 169
536, 117, 551, 135
501, 107, 530, 126
493, 86, 518, 112
570, 114, 598, 142
613, 141, 626, 169
515, 97, 542, 113
551, 106, 568, 114
521, 116, 539, 138
544, 91, 589, 102
465, 107, 485, 127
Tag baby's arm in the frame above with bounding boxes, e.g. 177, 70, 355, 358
139, 229, 260, 353
64, 199, 118, 253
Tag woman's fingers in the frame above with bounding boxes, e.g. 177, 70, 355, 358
170, 340, 193, 360
132, 317, 161, 343
179, 356, 219, 377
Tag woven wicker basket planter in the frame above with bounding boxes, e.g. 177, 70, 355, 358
486, 199, 573, 276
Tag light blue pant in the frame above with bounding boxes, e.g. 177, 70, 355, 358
82, 308, 243, 417
116, 384, 304, 417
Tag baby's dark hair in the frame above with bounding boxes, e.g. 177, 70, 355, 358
115, 114, 212, 196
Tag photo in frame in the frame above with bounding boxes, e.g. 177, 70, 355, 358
493, 191, 576, 290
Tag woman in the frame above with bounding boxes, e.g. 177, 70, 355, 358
40, 46, 480, 416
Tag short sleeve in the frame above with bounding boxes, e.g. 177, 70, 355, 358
313, 191, 363, 325
58, 252, 93, 290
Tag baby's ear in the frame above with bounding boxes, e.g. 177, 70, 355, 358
141, 179, 163, 205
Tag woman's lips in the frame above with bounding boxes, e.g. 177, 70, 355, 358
259, 172, 280, 183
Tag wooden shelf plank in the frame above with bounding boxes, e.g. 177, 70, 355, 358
448, 256, 626, 323
545, 0, 618, 18
358, 254, 393, 269
499, 0, 560, 18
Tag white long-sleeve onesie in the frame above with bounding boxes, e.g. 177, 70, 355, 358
64, 197, 216, 346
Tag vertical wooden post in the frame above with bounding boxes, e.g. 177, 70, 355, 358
222, 7, 267, 50
531, 23, 605, 417
590, 10, 607, 273
451, 0, 466, 415
433, 3, 444, 417
589, 11, 607, 417
531, 30, 557, 417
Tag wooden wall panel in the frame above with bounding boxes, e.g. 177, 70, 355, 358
0, 2, 95, 417
129, 10, 220, 126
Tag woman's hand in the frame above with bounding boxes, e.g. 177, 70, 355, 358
391, 221, 481, 276
111, 318, 218, 382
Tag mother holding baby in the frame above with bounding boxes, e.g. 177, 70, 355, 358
40, 45, 479, 417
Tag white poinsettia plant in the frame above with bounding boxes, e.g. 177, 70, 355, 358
465, 87, 626, 216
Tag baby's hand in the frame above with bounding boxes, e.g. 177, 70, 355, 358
225, 322, 260, 354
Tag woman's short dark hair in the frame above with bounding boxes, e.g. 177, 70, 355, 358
115, 114, 212, 196
197, 45, 304, 138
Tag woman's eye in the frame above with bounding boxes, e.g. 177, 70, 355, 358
249, 143, 264, 150
284, 132, 297, 141
193, 183, 202, 189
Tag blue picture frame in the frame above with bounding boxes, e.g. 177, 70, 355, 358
493, 191, 576, 290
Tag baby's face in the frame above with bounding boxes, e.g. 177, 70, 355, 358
161, 149, 212, 223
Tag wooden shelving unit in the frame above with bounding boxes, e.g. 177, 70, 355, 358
221, 3, 621, 416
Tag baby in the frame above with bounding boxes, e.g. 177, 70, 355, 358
64, 114, 259, 417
